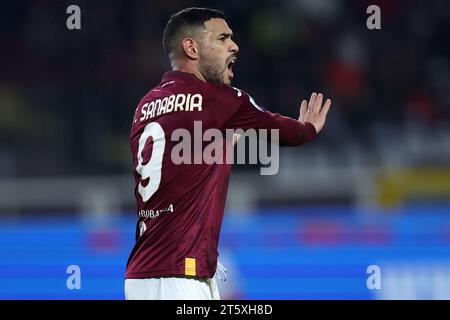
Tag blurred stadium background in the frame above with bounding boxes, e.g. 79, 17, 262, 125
1, 0, 450, 299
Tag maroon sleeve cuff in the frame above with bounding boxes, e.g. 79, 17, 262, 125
304, 122, 318, 142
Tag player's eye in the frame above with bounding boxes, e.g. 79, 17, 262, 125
218, 34, 232, 41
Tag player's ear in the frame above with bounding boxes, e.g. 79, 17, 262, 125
182, 38, 199, 60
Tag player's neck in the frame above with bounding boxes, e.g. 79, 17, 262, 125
172, 62, 207, 83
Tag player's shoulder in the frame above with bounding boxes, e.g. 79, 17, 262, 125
210, 83, 247, 96
136, 81, 172, 107
204, 83, 267, 113
204, 83, 250, 103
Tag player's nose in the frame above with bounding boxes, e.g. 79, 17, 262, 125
229, 40, 239, 54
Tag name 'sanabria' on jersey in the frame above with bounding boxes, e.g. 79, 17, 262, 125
139, 93, 203, 122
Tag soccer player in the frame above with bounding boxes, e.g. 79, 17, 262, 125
125, 7, 331, 300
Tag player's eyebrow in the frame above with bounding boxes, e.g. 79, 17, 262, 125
218, 31, 233, 39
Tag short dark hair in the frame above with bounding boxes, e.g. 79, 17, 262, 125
163, 7, 225, 59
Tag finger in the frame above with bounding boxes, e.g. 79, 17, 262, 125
308, 92, 317, 112
314, 93, 323, 113
232, 133, 241, 145
299, 100, 307, 121
320, 99, 332, 116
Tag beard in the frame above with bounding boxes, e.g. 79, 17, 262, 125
198, 55, 227, 85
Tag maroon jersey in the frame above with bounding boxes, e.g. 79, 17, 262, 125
125, 71, 317, 279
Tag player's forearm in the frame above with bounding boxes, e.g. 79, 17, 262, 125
265, 112, 317, 146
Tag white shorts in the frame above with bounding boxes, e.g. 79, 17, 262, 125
124, 276, 221, 300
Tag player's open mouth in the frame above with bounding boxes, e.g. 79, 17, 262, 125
227, 57, 236, 78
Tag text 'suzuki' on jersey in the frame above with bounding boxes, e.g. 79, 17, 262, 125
126, 71, 317, 279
